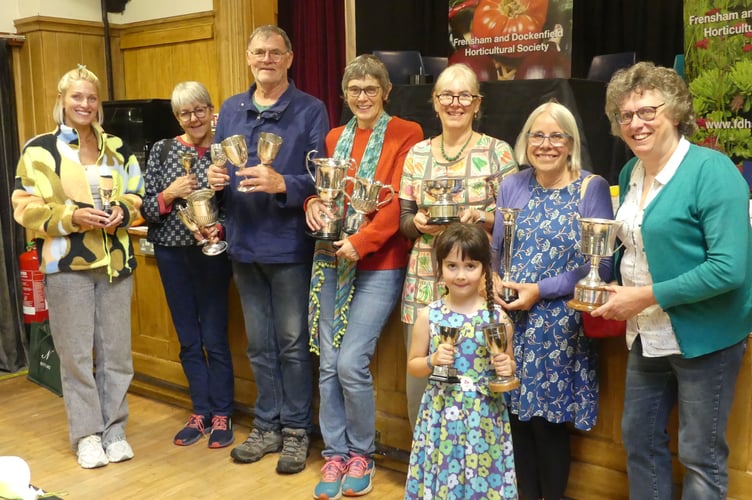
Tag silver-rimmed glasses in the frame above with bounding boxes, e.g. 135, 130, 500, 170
527, 132, 571, 147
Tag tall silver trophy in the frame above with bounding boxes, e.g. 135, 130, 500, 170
567, 218, 622, 311
422, 177, 465, 224
482, 320, 520, 392
185, 189, 227, 256
497, 207, 521, 302
342, 177, 394, 234
305, 151, 354, 240
221, 135, 250, 192
428, 325, 461, 384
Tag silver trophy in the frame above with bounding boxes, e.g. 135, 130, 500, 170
184, 189, 227, 256
428, 325, 461, 384
175, 203, 209, 247
498, 207, 521, 302
422, 177, 465, 224
482, 321, 520, 392
99, 175, 113, 214
567, 217, 623, 311
305, 151, 355, 240
342, 176, 395, 234
221, 135, 251, 193
210, 143, 229, 188
258, 132, 283, 168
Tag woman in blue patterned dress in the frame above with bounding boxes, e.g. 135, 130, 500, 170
490, 102, 614, 500
405, 223, 517, 500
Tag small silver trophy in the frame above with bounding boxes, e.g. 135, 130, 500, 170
567, 217, 623, 311
210, 143, 229, 188
422, 177, 465, 224
221, 135, 250, 193
184, 189, 227, 256
257, 132, 283, 168
498, 207, 521, 302
428, 325, 461, 384
99, 176, 113, 214
305, 150, 354, 240
482, 321, 520, 392
342, 176, 395, 234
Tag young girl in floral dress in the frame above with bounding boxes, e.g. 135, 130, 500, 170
405, 223, 518, 500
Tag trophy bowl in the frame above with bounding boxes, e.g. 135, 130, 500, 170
186, 189, 227, 256
342, 176, 395, 234
221, 135, 252, 193
423, 178, 465, 224
258, 132, 283, 167
482, 322, 520, 392
567, 217, 623, 311
428, 325, 461, 384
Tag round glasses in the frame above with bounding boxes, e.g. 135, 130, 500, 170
177, 106, 210, 123
435, 92, 479, 107
614, 103, 665, 125
527, 132, 571, 147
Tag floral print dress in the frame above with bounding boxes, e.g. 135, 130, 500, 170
506, 177, 599, 430
405, 300, 518, 500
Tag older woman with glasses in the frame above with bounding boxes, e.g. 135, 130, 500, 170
398, 63, 518, 430
141, 81, 235, 450
491, 101, 614, 500
592, 61, 752, 500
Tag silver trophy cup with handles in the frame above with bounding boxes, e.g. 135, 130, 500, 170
342, 176, 395, 234
497, 207, 521, 302
305, 150, 355, 240
567, 217, 623, 311
422, 177, 465, 224
428, 325, 461, 384
185, 189, 227, 256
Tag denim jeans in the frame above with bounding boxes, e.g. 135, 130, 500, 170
232, 261, 313, 432
318, 267, 405, 458
622, 336, 746, 500
155, 244, 234, 416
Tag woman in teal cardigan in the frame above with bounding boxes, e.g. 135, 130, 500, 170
592, 62, 752, 500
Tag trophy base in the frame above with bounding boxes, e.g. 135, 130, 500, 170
306, 230, 340, 241
488, 377, 520, 393
202, 241, 227, 256
237, 185, 255, 193
429, 373, 461, 384
427, 216, 460, 225
567, 283, 609, 311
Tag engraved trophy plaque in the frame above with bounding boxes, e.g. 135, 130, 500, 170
342, 176, 395, 234
305, 150, 354, 240
422, 178, 465, 224
482, 321, 520, 392
498, 207, 521, 302
567, 217, 623, 311
428, 325, 461, 384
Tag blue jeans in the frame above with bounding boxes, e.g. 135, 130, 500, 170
232, 261, 313, 432
622, 336, 746, 500
155, 245, 234, 416
318, 267, 405, 458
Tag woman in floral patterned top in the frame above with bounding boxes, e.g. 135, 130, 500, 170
399, 63, 517, 427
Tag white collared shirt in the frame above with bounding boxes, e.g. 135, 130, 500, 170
615, 137, 690, 356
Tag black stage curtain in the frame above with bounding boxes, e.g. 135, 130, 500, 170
0, 40, 27, 372
355, 0, 684, 77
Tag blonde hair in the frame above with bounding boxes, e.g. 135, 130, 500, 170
52, 65, 104, 126
513, 101, 582, 173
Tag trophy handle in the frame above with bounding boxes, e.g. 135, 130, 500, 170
376, 183, 395, 209
342, 176, 356, 203
305, 150, 318, 182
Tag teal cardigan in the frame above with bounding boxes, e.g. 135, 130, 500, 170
618, 144, 752, 358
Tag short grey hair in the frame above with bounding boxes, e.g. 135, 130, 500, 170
247, 25, 292, 51
52, 65, 104, 125
514, 101, 583, 173
171, 81, 213, 114
342, 54, 391, 97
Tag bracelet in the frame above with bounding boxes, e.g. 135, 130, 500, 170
426, 354, 433, 370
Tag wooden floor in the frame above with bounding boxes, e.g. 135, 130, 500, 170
0, 374, 408, 499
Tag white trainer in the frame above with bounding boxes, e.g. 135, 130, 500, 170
105, 439, 134, 463
77, 435, 108, 469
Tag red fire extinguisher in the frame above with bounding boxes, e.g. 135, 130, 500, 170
19, 241, 48, 326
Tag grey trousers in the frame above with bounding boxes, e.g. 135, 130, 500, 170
404, 322, 428, 431
45, 269, 134, 449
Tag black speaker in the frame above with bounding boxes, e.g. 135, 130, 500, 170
105, 0, 130, 13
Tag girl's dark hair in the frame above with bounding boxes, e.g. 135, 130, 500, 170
434, 223, 496, 321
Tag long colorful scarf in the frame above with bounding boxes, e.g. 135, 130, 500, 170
308, 111, 391, 353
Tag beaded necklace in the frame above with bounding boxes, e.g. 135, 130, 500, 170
440, 131, 474, 162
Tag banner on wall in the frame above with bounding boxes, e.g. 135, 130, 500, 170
684, 0, 752, 182
447, 0, 573, 81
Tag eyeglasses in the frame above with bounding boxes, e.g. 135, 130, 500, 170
347, 86, 381, 98
614, 103, 665, 125
248, 49, 289, 61
177, 106, 210, 123
435, 92, 479, 106
527, 132, 571, 147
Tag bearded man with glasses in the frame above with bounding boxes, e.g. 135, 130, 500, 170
207, 25, 329, 475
